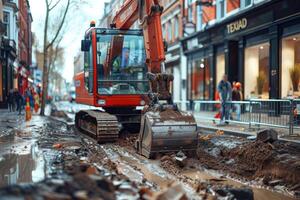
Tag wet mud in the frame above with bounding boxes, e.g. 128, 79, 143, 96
1, 105, 300, 199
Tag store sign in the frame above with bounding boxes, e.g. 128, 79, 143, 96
227, 18, 248, 34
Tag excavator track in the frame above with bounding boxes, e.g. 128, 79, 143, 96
75, 110, 119, 143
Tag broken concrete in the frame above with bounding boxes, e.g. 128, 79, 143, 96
256, 129, 278, 143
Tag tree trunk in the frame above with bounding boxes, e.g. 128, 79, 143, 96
40, 5, 49, 116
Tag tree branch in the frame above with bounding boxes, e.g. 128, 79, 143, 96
49, 0, 62, 11
46, 0, 70, 50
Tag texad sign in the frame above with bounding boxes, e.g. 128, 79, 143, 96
227, 18, 248, 34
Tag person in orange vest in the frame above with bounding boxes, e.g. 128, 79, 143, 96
25, 97, 32, 121
213, 91, 221, 124
34, 92, 40, 113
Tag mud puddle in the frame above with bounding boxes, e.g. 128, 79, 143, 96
182, 168, 296, 200
101, 144, 201, 199
0, 116, 68, 188
0, 142, 45, 187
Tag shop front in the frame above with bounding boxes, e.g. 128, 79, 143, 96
182, 0, 300, 100
0, 39, 16, 108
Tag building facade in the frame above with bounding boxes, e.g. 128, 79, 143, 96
17, 0, 32, 96
182, 0, 300, 101
0, 0, 18, 108
160, 0, 184, 102
0, 0, 32, 108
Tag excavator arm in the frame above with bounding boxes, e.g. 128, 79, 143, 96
111, 0, 165, 74
110, 0, 198, 158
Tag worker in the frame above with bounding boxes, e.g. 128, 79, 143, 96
232, 82, 243, 121
112, 47, 133, 78
217, 74, 232, 124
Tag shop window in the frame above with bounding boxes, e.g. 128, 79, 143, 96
281, 34, 300, 97
216, 54, 225, 90
188, 58, 211, 100
244, 42, 270, 99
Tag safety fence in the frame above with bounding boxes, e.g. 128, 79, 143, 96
174, 99, 300, 135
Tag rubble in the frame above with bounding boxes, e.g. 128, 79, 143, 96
1, 105, 299, 200
256, 129, 278, 143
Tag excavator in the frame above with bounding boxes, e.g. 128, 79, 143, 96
75, 0, 198, 158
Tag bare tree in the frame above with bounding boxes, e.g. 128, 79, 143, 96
40, 0, 70, 116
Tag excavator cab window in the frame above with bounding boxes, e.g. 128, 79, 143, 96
82, 38, 93, 93
95, 29, 149, 95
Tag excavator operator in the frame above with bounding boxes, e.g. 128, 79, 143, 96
112, 47, 133, 79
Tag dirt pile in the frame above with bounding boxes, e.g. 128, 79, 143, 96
223, 141, 274, 177
197, 136, 300, 195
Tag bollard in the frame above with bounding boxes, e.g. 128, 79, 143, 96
25, 97, 32, 121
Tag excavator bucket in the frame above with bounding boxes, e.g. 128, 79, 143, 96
136, 107, 198, 158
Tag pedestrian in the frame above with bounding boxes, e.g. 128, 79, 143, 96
33, 92, 40, 113
232, 82, 243, 121
7, 89, 14, 112
14, 89, 23, 115
217, 74, 232, 124
213, 91, 221, 124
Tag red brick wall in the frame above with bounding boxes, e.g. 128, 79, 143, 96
227, 0, 240, 13
18, 0, 31, 67
202, 4, 216, 24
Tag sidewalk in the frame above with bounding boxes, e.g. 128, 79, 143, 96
195, 116, 300, 143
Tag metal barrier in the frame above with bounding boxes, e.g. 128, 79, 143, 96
175, 99, 298, 136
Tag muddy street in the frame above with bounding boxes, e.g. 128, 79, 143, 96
0, 107, 299, 200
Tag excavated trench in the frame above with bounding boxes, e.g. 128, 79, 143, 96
97, 133, 298, 200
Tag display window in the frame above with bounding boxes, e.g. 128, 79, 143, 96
188, 57, 211, 100
244, 42, 270, 99
281, 33, 300, 97
216, 54, 225, 89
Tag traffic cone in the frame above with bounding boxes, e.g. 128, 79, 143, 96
25, 97, 32, 121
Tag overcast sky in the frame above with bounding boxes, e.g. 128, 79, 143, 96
29, 0, 108, 82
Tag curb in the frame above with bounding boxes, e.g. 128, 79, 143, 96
198, 124, 300, 145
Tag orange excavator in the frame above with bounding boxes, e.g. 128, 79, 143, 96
75, 0, 198, 158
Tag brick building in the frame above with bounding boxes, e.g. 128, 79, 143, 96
17, 0, 33, 96
0, 0, 18, 108
0, 0, 32, 108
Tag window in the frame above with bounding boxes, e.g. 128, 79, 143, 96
188, 0, 193, 23
196, 5, 202, 31
162, 24, 166, 39
216, 0, 226, 20
174, 17, 179, 39
96, 32, 149, 95
281, 34, 300, 97
244, 42, 270, 99
216, 54, 225, 89
242, 0, 253, 8
188, 57, 212, 100
3, 11, 10, 37
167, 21, 172, 41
